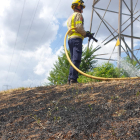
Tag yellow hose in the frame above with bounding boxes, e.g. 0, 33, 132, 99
64, 28, 140, 81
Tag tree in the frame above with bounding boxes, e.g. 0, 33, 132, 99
47, 50, 70, 85
80, 46, 100, 73
47, 45, 100, 85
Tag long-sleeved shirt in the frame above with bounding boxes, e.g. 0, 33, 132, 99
67, 12, 86, 40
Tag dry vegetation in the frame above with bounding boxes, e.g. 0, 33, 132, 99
0, 79, 140, 140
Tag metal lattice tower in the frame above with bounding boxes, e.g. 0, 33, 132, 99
89, 0, 140, 68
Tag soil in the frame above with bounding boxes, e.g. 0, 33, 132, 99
0, 79, 140, 140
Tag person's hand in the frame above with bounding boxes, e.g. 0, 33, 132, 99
85, 31, 92, 38
85, 31, 98, 42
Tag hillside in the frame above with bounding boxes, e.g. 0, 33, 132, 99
0, 79, 140, 140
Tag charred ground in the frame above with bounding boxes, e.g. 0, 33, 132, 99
0, 79, 140, 140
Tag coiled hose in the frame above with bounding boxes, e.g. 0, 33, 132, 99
64, 28, 140, 81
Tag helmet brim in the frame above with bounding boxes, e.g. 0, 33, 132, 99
71, 4, 85, 10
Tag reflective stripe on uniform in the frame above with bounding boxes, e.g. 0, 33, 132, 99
71, 13, 76, 32
75, 21, 82, 24
68, 13, 84, 40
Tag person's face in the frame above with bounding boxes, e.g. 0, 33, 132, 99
77, 5, 83, 13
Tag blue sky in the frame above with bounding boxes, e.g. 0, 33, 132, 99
0, 0, 140, 91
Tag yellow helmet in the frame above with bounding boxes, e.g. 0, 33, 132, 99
71, 0, 85, 10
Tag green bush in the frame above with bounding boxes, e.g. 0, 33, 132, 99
78, 62, 127, 83
93, 63, 120, 78
78, 71, 95, 83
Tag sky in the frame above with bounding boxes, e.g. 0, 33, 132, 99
0, 0, 140, 91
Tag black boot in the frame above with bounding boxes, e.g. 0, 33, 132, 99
70, 79, 78, 84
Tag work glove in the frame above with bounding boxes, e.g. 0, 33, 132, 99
85, 31, 98, 42
85, 31, 93, 38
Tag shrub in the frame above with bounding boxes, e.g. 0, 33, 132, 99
78, 62, 127, 83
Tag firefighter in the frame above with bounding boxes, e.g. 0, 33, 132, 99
67, 0, 92, 85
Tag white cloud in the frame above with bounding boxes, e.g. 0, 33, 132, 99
0, 0, 10, 16
32, 45, 62, 75
63, 20, 67, 27
34, 63, 46, 75
0, 44, 63, 90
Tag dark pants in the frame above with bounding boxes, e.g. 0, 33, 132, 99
68, 38, 82, 81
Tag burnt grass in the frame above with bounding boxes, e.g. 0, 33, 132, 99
0, 79, 140, 140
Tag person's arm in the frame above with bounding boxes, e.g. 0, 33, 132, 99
75, 13, 86, 37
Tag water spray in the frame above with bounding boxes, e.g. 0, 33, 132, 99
119, 57, 140, 77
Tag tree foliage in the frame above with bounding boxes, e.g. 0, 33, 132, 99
47, 50, 70, 85
80, 46, 100, 73
78, 62, 127, 83
93, 63, 121, 78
